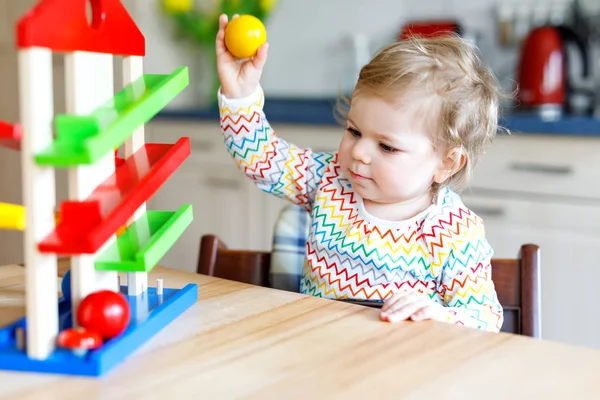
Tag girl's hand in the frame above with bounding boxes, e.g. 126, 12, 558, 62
380, 291, 446, 323
216, 13, 269, 99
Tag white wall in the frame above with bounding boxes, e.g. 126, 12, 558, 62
136, 0, 574, 102
259, 0, 501, 97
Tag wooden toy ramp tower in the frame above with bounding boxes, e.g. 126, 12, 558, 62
0, 0, 197, 377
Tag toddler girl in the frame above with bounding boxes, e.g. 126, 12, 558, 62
215, 14, 504, 332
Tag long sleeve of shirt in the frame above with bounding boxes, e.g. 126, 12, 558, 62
427, 206, 504, 332
218, 86, 335, 211
441, 252, 504, 332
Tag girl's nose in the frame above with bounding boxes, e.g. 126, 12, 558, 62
351, 141, 371, 164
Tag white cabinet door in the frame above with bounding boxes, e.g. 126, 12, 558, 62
491, 224, 599, 349
148, 165, 252, 273
248, 188, 289, 251
462, 194, 600, 349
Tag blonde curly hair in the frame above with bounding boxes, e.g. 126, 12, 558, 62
336, 34, 506, 192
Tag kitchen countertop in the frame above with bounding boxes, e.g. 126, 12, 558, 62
154, 98, 600, 136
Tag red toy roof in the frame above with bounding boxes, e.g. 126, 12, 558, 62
17, 0, 145, 56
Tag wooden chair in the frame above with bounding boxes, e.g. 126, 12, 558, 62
197, 235, 271, 287
197, 235, 541, 338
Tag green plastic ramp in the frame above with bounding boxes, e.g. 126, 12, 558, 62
95, 204, 193, 273
35, 66, 189, 167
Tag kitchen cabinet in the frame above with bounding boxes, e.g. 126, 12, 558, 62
462, 135, 600, 350
469, 134, 600, 201
461, 193, 600, 349
146, 119, 600, 349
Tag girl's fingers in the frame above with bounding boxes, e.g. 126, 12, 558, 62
215, 14, 229, 56
410, 305, 436, 321
380, 291, 407, 313
381, 292, 417, 314
384, 298, 430, 322
251, 42, 269, 70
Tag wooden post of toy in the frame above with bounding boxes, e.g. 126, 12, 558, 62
65, 51, 119, 326
89, 54, 120, 294
122, 55, 149, 297
19, 47, 59, 359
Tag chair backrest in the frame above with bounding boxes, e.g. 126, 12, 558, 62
197, 235, 541, 338
197, 235, 271, 287
491, 244, 541, 338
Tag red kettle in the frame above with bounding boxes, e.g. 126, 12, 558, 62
516, 25, 590, 117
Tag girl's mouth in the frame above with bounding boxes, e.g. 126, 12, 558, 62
350, 171, 371, 181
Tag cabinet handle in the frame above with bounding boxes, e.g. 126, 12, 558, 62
204, 177, 241, 189
469, 205, 505, 218
509, 162, 573, 175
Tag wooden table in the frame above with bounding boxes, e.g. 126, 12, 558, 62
1, 263, 600, 399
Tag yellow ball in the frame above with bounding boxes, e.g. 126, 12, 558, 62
225, 15, 267, 59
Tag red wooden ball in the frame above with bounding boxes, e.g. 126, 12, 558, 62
77, 290, 130, 339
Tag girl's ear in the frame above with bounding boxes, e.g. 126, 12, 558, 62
433, 147, 466, 184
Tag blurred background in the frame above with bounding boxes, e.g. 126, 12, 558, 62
0, 0, 599, 349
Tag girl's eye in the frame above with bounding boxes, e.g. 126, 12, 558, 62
380, 143, 397, 153
347, 127, 361, 137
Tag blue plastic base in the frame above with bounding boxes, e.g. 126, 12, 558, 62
0, 283, 198, 377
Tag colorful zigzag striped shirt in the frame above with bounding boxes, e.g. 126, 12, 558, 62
218, 86, 504, 332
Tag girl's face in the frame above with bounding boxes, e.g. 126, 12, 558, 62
338, 93, 451, 211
